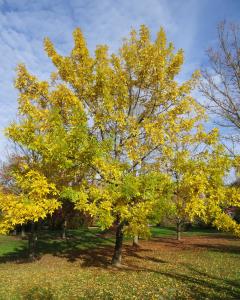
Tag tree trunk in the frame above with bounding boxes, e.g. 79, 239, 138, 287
177, 222, 181, 241
62, 220, 67, 239
111, 221, 125, 266
28, 222, 37, 260
132, 235, 140, 247
21, 224, 26, 238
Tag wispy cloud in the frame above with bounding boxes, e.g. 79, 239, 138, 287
0, 0, 239, 157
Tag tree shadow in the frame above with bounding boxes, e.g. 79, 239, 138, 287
153, 268, 240, 299
0, 245, 29, 264
37, 229, 116, 265
0, 231, 240, 299
166, 263, 240, 299
1, 230, 240, 265
150, 235, 240, 255
115, 259, 240, 299
192, 242, 240, 255
0, 229, 114, 265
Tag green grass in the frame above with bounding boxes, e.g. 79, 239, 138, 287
0, 227, 113, 260
0, 227, 239, 299
150, 226, 221, 238
0, 235, 26, 257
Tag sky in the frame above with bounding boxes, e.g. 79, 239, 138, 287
0, 0, 239, 158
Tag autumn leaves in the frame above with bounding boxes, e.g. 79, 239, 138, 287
0, 25, 239, 264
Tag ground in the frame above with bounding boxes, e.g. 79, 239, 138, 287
0, 227, 239, 299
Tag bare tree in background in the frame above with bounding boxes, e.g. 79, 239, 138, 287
200, 21, 240, 155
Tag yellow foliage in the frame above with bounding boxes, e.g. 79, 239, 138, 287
0, 170, 60, 234
4, 24, 240, 239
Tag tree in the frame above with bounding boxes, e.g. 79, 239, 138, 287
167, 144, 225, 240
42, 25, 208, 265
7, 24, 238, 266
0, 167, 59, 259
2, 61, 96, 257
201, 148, 240, 237
162, 124, 219, 240
4, 63, 98, 248
199, 21, 240, 236
199, 21, 240, 152
172, 143, 240, 239
0, 154, 30, 238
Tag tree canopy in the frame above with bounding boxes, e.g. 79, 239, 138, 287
1, 25, 240, 264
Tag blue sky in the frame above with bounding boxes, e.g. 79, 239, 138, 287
0, 0, 239, 157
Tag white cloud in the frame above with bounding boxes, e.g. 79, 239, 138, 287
0, 0, 239, 158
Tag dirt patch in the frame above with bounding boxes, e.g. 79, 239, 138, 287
129, 235, 240, 253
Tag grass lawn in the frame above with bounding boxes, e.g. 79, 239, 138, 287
0, 227, 239, 299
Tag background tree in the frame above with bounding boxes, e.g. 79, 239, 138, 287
0, 154, 28, 238
162, 125, 219, 240
201, 148, 240, 236
3, 63, 98, 246
0, 167, 59, 259
199, 21, 240, 154
169, 145, 238, 240
199, 21, 240, 233
162, 125, 240, 241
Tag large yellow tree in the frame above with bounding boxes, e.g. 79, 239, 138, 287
42, 25, 209, 265
5, 25, 238, 266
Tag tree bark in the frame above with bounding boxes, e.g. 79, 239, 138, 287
132, 235, 140, 247
28, 222, 37, 260
62, 220, 67, 239
111, 221, 125, 266
177, 222, 181, 241
21, 224, 26, 238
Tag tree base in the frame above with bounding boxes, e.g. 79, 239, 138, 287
111, 261, 122, 268
28, 254, 38, 262
111, 255, 122, 267
132, 241, 141, 248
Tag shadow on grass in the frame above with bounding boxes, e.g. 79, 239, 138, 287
114, 251, 240, 299
0, 228, 115, 265
160, 263, 240, 300
0, 245, 29, 264
0, 228, 240, 265
58, 242, 240, 299
192, 242, 240, 255
0, 229, 240, 299
140, 266, 240, 300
